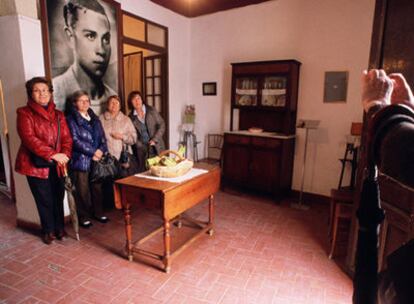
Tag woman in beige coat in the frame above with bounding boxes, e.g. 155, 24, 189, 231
99, 95, 137, 159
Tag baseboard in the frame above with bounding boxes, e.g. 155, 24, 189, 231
16, 218, 41, 231
0, 184, 13, 201
290, 190, 330, 205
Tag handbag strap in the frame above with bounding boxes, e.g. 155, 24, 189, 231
54, 112, 61, 150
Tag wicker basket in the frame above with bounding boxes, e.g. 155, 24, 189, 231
149, 150, 194, 178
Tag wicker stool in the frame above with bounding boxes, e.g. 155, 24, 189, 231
328, 187, 354, 259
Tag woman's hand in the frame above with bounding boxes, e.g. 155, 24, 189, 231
361, 69, 393, 113
111, 132, 123, 140
51, 153, 69, 165
94, 149, 103, 160
149, 139, 156, 146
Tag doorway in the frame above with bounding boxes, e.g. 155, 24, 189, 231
122, 11, 169, 147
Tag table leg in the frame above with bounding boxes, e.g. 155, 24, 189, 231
163, 219, 171, 273
123, 201, 133, 261
208, 194, 215, 236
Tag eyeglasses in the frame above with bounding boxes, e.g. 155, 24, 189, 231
32, 89, 50, 94
77, 98, 90, 103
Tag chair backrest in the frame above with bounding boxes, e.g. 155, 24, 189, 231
207, 134, 223, 161
351, 122, 362, 136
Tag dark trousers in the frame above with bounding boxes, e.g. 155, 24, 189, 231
71, 170, 104, 222
27, 169, 65, 234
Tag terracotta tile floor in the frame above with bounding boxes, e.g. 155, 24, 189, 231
0, 191, 352, 303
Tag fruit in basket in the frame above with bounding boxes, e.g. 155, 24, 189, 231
146, 145, 186, 168
177, 145, 185, 158
148, 146, 194, 178
146, 156, 161, 168
160, 156, 177, 167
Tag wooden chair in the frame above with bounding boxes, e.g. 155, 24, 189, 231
198, 134, 223, 166
329, 187, 354, 259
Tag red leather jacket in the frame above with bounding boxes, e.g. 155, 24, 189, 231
15, 99, 73, 179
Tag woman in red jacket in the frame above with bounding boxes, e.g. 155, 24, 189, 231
15, 77, 73, 245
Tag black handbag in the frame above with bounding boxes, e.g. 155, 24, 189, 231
90, 153, 119, 183
31, 115, 60, 168
118, 144, 139, 178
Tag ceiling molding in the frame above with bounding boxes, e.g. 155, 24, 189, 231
150, 0, 274, 18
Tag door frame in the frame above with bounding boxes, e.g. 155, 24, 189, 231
121, 10, 169, 148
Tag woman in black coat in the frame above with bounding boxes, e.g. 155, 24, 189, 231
66, 90, 109, 227
127, 91, 166, 172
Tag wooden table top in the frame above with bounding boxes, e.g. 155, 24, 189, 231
114, 163, 220, 210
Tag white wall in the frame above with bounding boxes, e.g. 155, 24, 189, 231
0, 14, 45, 224
189, 0, 375, 196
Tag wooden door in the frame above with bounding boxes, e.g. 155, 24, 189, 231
144, 54, 168, 146
144, 55, 166, 117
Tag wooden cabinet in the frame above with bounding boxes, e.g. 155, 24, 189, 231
223, 133, 295, 196
224, 60, 300, 196
230, 60, 301, 134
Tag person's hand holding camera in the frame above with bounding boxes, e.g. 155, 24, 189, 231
388, 73, 414, 109
362, 69, 393, 113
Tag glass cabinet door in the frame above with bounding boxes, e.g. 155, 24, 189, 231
234, 77, 258, 106
261, 76, 287, 107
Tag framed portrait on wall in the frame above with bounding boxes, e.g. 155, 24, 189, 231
39, 0, 121, 115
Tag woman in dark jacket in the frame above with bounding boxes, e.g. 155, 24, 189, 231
66, 90, 109, 227
15, 77, 73, 244
128, 91, 165, 172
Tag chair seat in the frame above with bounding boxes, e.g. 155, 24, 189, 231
328, 187, 354, 259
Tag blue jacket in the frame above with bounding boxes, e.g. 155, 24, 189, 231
67, 109, 108, 172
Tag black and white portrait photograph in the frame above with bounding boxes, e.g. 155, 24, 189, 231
44, 0, 119, 115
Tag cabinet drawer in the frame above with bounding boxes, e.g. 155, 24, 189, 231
124, 187, 161, 209
251, 137, 281, 149
225, 134, 250, 145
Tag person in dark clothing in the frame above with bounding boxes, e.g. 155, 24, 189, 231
66, 90, 109, 227
15, 77, 73, 244
361, 69, 414, 304
127, 91, 166, 172
362, 69, 414, 189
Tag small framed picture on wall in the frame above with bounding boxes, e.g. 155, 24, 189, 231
203, 82, 217, 96
323, 71, 348, 103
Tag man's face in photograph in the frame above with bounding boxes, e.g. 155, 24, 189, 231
70, 8, 111, 80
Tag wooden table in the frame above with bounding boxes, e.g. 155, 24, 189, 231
114, 163, 220, 273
